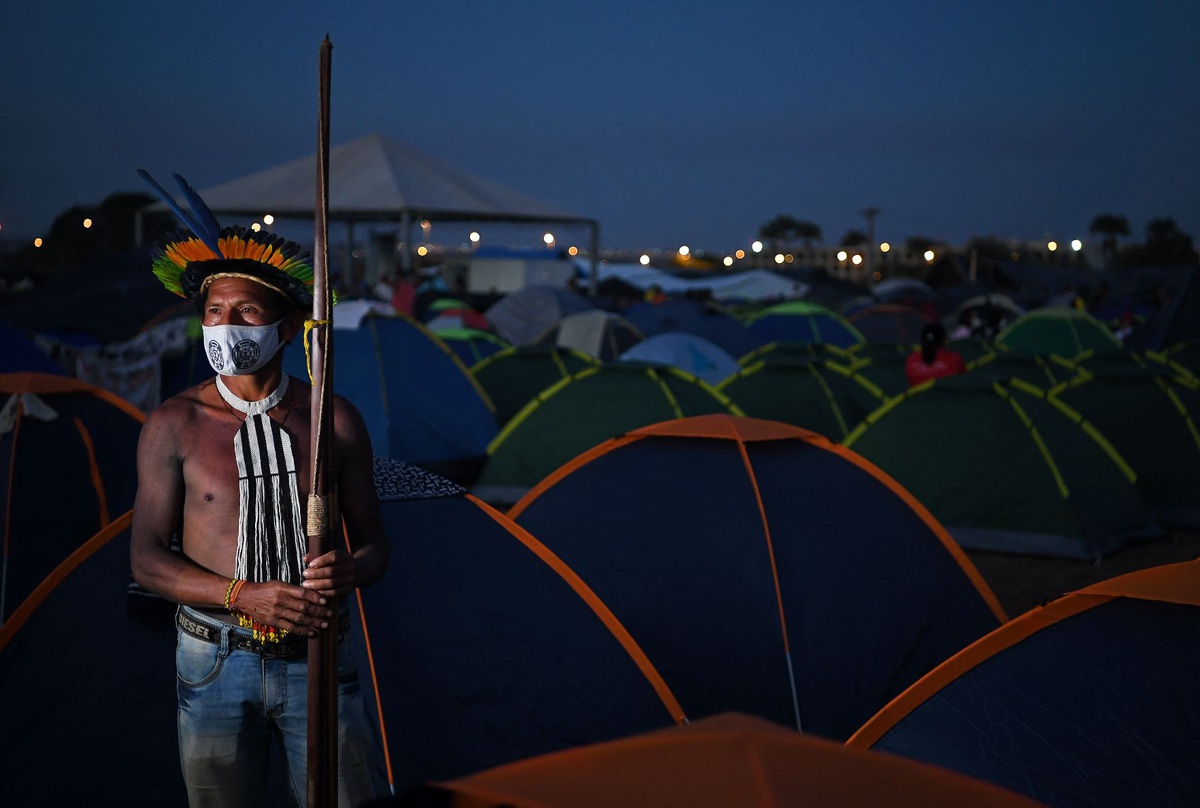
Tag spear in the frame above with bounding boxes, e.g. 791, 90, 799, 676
307, 34, 338, 808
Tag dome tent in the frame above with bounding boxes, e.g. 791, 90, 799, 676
742, 300, 864, 348
849, 558, 1200, 808
470, 344, 600, 427
476, 363, 742, 504
843, 373, 1162, 560
508, 415, 1005, 740
401, 712, 1043, 808
282, 311, 498, 483
995, 306, 1122, 359
0, 460, 687, 803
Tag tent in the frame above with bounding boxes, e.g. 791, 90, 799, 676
0, 460, 686, 804
471, 345, 600, 427
538, 309, 643, 362
282, 312, 497, 483
849, 559, 1200, 808
621, 299, 764, 359
433, 327, 511, 368
619, 332, 740, 387
0, 373, 144, 623
742, 300, 864, 348
475, 364, 742, 503
483, 285, 594, 346
0, 319, 64, 376
845, 303, 931, 344
717, 356, 887, 441
965, 350, 1080, 387
507, 415, 1005, 740
141, 131, 600, 287
1048, 363, 1200, 530
994, 306, 1122, 358
843, 374, 1162, 560
360, 458, 685, 791
400, 712, 1043, 808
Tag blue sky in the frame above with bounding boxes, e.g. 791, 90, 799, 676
2, 1, 1198, 253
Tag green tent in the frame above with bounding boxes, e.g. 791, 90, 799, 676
475, 363, 742, 503
736, 341, 852, 366
471, 345, 600, 427
718, 357, 886, 441
994, 306, 1121, 359
843, 373, 1162, 560
1048, 362, 1200, 530
965, 351, 1080, 387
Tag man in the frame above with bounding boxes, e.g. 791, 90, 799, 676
130, 209, 390, 807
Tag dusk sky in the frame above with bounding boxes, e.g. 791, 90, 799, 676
3, 1, 1198, 254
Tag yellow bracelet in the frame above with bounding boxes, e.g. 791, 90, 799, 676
223, 578, 238, 611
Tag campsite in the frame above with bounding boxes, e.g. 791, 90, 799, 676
0, 139, 1198, 808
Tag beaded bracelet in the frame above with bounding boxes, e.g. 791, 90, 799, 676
223, 578, 238, 610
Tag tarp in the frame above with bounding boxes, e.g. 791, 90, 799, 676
619, 332, 740, 386
471, 345, 600, 427
475, 364, 742, 503
405, 712, 1044, 808
282, 312, 497, 483
508, 415, 1005, 740
575, 262, 809, 302
843, 374, 1163, 560
0, 373, 143, 622
849, 559, 1200, 808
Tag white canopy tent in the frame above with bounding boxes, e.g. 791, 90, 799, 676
137, 132, 599, 290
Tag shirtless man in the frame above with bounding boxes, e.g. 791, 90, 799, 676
130, 220, 389, 807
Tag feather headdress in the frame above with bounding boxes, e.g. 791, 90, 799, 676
140, 170, 316, 310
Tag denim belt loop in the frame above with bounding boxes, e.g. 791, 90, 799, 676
216, 619, 231, 658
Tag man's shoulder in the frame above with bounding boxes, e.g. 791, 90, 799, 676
147, 382, 211, 424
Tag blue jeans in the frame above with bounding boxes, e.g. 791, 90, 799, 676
175, 607, 387, 808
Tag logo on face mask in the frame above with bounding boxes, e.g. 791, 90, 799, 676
231, 339, 261, 370
208, 341, 225, 371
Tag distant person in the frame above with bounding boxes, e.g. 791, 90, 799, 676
644, 283, 666, 304
390, 269, 417, 316
906, 322, 967, 387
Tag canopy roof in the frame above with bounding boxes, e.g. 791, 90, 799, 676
153, 131, 592, 225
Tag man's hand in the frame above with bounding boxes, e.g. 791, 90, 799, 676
301, 549, 358, 599
234, 580, 331, 637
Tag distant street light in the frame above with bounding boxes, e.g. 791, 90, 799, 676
469, 231, 480, 244
836, 250, 848, 262
751, 240, 763, 253
678, 245, 690, 257
83, 218, 93, 229
924, 250, 935, 263
1071, 239, 1082, 251
639, 254, 650, 266
1047, 241, 1058, 252
263, 214, 275, 225
544, 232, 555, 247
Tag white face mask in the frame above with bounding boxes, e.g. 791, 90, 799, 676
201, 318, 285, 376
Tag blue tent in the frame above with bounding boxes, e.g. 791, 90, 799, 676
0, 459, 685, 803
509, 415, 1005, 740
0, 320, 63, 375
622, 299, 764, 359
849, 559, 1200, 808
618, 332, 740, 386
283, 313, 497, 483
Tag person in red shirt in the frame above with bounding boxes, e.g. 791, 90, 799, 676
905, 322, 967, 387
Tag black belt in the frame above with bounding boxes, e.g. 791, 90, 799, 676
176, 607, 348, 660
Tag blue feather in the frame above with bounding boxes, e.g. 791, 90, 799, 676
137, 169, 224, 257
172, 173, 224, 254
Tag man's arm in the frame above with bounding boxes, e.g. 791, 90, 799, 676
302, 396, 390, 597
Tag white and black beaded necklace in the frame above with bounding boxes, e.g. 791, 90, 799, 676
215, 374, 306, 586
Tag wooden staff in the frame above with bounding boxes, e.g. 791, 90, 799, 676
307, 34, 337, 808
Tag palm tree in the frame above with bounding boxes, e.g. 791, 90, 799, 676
1088, 214, 1130, 265
758, 215, 822, 252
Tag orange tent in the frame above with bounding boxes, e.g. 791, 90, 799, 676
849, 559, 1200, 806
400, 712, 1043, 808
